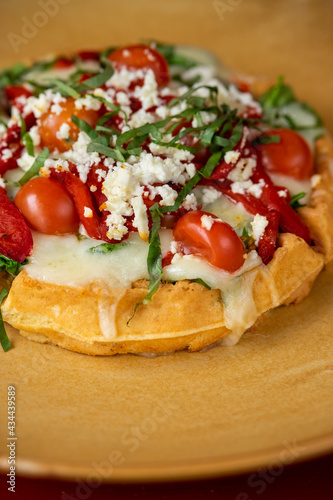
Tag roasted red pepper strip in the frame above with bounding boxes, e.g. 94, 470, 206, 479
49, 170, 101, 240
0, 186, 33, 262
251, 165, 311, 244
5, 85, 32, 104
257, 210, 280, 265
210, 180, 268, 216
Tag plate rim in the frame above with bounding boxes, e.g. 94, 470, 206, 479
1, 432, 332, 483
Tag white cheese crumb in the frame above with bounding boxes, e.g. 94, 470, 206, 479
182, 193, 198, 211
74, 94, 102, 111
310, 174, 321, 188
17, 150, 35, 171
228, 157, 257, 183
90, 185, 97, 192
250, 214, 268, 245
224, 150, 241, 165
84, 207, 93, 218
202, 187, 221, 205
247, 178, 265, 199
134, 69, 160, 110
131, 195, 149, 241
278, 190, 287, 198
29, 125, 41, 146
170, 240, 179, 254
56, 122, 70, 140
201, 214, 215, 231
0, 177, 5, 189
1, 148, 13, 161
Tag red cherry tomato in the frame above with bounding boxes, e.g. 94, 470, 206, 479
255, 128, 313, 180
108, 44, 169, 86
173, 210, 244, 272
14, 177, 80, 235
39, 98, 100, 152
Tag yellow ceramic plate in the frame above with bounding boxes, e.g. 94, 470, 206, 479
0, 262, 333, 482
0, 0, 333, 483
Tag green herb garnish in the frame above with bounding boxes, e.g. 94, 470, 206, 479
0, 287, 10, 352
0, 255, 27, 276
192, 278, 211, 290
17, 148, 49, 186
290, 191, 306, 209
88, 242, 128, 254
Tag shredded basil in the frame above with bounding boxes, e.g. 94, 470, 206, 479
75, 60, 114, 93
0, 63, 27, 88
23, 132, 34, 156
48, 79, 81, 99
88, 242, 128, 253
18, 148, 49, 186
0, 255, 27, 276
251, 134, 280, 146
192, 278, 211, 290
0, 287, 10, 352
290, 191, 306, 209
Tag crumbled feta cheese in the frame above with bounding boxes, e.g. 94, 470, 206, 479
201, 214, 215, 231
84, 207, 93, 218
17, 150, 37, 171
75, 94, 102, 111
182, 193, 198, 211
56, 123, 70, 140
311, 174, 321, 188
29, 125, 41, 146
224, 150, 240, 165
247, 178, 265, 199
170, 240, 179, 254
43, 158, 69, 176
278, 190, 287, 198
250, 214, 268, 245
1, 148, 13, 161
63, 132, 100, 183
132, 195, 149, 241
106, 67, 144, 90
202, 187, 221, 205
227, 157, 257, 183
0, 177, 5, 188
90, 185, 97, 192
149, 184, 178, 206
192, 111, 217, 128
134, 69, 160, 110
24, 90, 65, 118
231, 180, 253, 194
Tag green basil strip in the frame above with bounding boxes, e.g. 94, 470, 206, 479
90, 95, 119, 113
23, 132, 34, 156
0, 254, 27, 276
48, 79, 81, 99
75, 60, 114, 93
251, 134, 280, 146
290, 191, 306, 209
18, 148, 49, 186
71, 115, 99, 140
167, 85, 218, 109
19, 115, 26, 139
128, 204, 163, 321
87, 142, 126, 162
88, 242, 128, 254
259, 75, 295, 111
192, 278, 211, 290
0, 287, 11, 352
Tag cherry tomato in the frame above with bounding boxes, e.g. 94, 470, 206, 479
108, 44, 169, 86
14, 177, 80, 235
173, 210, 244, 272
255, 128, 313, 180
39, 98, 100, 152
